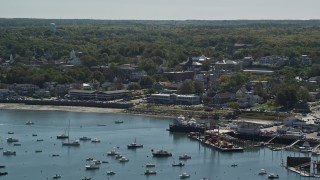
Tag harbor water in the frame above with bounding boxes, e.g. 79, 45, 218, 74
0, 109, 318, 180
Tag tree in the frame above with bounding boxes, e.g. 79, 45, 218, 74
127, 83, 141, 90
194, 81, 204, 95
140, 76, 155, 88
297, 86, 310, 102
177, 80, 194, 94
275, 86, 298, 109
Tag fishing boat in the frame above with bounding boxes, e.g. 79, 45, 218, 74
169, 115, 206, 133
152, 149, 172, 157
127, 138, 143, 149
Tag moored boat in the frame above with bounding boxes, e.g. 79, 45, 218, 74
144, 170, 157, 175
0, 172, 8, 176
85, 163, 100, 170
268, 173, 279, 179
152, 149, 172, 157
107, 149, 119, 156
114, 120, 123, 124
82, 177, 91, 180
172, 161, 185, 167
127, 138, 143, 149
258, 169, 267, 175
91, 138, 100, 143
79, 136, 91, 141
52, 174, 61, 179
26, 121, 34, 125
3, 150, 16, 156
119, 157, 129, 162
169, 115, 206, 133
146, 163, 156, 168
179, 154, 191, 160
62, 140, 80, 146
106, 171, 116, 175
179, 172, 190, 179
6, 137, 18, 143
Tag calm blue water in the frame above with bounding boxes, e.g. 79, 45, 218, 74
0, 109, 318, 180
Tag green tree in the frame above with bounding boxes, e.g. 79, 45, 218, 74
194, 81, 204, 95
275, 86, 298, 109
140, 76, 155, 88
297, 86, 310, 102
177, 80, 194, 94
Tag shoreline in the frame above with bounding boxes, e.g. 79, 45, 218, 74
0, 103, 124, 114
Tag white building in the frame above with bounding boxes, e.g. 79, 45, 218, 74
148, 94, 200, 105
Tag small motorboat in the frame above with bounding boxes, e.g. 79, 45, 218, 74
91, 138, 101, 143
179, 154, 191, 160
179, 172, 190, 179
106, 171, 116, 175
144, 170, 157, 175
79, 136, 92, 141
268, 173, 279, 179
85, 163, 100, 170
258, 169, 267, 175
82, 177, 91, 180
107, 149, 119, 156
26, 121, 34, 125
0, 172, 8, 176
231, 164, 238, 167
119, 157, 129, 163
172, 161, 185, 167
146, 163, 156, 168
3, 150, 16, 156
52, 174, 61, 179
114, 120, 123, 124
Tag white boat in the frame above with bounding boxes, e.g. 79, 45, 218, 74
258, 169, 267, 175
119, 157, 129, 162
115, 154, 123, 159
3, 150, 16, 156
85, 163, 100, 170
91, 138, 100, 143
106, 171, 116, 175
107, 149, 119, 156
179, 172, 190, 179
144, 170, 157, 175
268, 173, 279, 179
179, 154, 191, 160
26, 121, 34, 125
52, 174, 61, 179
91, 160, 101, 164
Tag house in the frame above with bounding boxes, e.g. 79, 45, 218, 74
9, 84, 40, 96
0, 89, 16, 99
180, 57, 202, 71
300, 55, 312, 67
235, 87, 249, 98
237, 93, 262, 108
164, 71, 195, 82
117, 64, 146, 81
212, 92, 235, 106
68, 50, 81, 65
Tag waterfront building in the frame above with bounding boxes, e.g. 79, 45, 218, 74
148, 93, 200, 105
236, 123, 261, 135
68, 89, 130, 101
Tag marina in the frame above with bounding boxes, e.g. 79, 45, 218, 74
1, 109, 320, 179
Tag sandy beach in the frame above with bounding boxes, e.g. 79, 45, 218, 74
0, 103, 124, 114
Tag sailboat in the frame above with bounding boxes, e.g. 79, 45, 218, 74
62, 120, 80, 146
